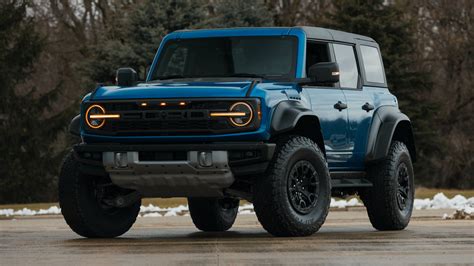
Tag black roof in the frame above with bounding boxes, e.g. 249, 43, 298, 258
175, 26, 377, 44
297, 26, 376, 43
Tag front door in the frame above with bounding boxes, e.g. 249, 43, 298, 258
304, 41, 351, 170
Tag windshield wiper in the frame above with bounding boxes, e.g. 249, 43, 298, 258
228, 73, 267, 79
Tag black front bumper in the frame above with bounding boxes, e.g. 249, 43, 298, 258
73, 142, 276, 177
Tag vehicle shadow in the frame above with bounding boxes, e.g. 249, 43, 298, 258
62, 225, 413, 244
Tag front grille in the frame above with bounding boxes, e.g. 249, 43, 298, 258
84, 98, 260, 136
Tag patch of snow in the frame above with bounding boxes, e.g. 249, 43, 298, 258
330, 197, 363, 208
462, 206, 473, 214
414, 193, 473, 210
1, 193, 473, 217
142, 212, 162, 218
0, 206, 61, 217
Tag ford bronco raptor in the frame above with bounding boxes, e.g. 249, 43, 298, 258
60, 27, 416, 238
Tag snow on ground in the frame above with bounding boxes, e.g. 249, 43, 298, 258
0, 206, 61, 217
1, 193, 473, 218
415, 193, 474, 213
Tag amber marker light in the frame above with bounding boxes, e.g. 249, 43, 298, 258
179, 102, 186, 106
160, 102, 167, 106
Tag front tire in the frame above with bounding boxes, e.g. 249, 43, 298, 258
59, 152, 141, 238
360, 141, 415, 230
253, 136, 331, 237
188, 197, 239, 232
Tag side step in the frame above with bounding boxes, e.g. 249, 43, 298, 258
330, 171, 373, 188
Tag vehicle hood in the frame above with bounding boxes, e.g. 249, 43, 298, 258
90, 81, 254, 100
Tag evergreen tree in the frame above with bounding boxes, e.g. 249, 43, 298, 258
206, 0, 274, 28
0, 1, 72, 203
321, 0, 439, 186
86, 0, 209, 83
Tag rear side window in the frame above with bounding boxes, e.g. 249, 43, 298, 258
360, 45, 385, 83
333, 44, 359, 89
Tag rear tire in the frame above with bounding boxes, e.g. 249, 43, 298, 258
188, 197, 239, 232
360, 141, 414, 230
59, 152, 141, 238
253, 136, 331, 237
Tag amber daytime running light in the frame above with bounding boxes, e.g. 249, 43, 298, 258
210, 102, 254, 127
85, 104, 120, 129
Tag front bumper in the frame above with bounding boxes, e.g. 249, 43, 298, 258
73, 142, 275, 197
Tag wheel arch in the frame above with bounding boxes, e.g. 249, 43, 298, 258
69, 114, 81, 136
366, 106, 416, 163
270, 100, 326, 156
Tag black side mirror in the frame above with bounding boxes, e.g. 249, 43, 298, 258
307, 62, 340, 84
116, 67, 138, 87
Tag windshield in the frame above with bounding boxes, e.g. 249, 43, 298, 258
150, 36, 298, 81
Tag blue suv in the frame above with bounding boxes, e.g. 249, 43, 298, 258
61, 27, 416, 237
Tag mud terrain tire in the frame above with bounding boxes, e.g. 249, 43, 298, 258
59, 152, 141, 238
253, 136, 331, 237
188, 197, 239, 232
360, 141, 415, 230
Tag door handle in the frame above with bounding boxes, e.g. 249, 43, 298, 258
334, 101, 347, 111
362, 102, 375, 112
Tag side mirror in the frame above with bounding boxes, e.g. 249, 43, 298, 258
116, 67, 138, 87
307, 62, 340, 84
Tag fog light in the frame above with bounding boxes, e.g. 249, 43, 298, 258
198, 151, 213, 167
114, 152, 128, 168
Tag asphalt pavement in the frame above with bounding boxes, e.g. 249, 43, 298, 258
1, 208, 473, 265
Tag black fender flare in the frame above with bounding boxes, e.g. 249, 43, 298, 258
365, 106, 416, 162
270, 100, 325, 155
69, 114, 81, 136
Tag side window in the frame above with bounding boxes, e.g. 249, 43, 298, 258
306, 41, 332, 86
306, 42, 331, 72
360, 45, 385, 83
333, 44, 359, 89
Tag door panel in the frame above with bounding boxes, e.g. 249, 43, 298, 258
304, 87, 350, 169
341, 88, 374, 169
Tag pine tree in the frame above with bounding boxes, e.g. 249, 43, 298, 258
322, 0, 439, 186
0, 1, 72, 203
206, 0, 274, 28
86, 0, 209, 83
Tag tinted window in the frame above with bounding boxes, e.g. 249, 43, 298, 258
333, 44, 359, 89
152, 36, 297, 80
306, 42, 330, 71
360, 45, 385, 83
160, 46, 188, 77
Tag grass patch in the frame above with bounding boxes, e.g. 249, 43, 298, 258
415, 187, 474, 199
1, 189, 472, 211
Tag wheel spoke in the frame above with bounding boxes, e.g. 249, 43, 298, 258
287, 160, 319, 214
398, 187, 408, 198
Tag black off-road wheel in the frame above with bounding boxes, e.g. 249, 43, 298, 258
360, 141, 415, 230
59, 152, 141, 238
253, 136, 331, 237
188, 197, 239, 232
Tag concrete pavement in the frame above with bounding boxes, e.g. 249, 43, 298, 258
1, 208, 473, 265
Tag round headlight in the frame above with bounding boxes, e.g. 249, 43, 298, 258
229, 102, 253, 127
85, 104, 106, 129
